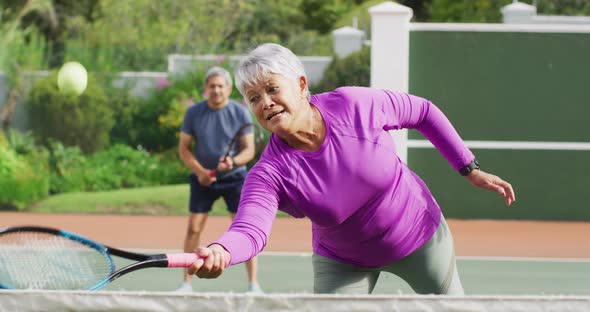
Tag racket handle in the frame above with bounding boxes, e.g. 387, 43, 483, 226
166, 253, 200, 268
208, 170, 216, 177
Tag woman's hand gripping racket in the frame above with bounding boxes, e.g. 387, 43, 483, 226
0, 226, 201, 290
209, 122, 264, 178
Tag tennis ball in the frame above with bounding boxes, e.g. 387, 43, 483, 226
57, 61, 88, 96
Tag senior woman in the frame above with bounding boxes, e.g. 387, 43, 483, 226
187, 43, 515, 295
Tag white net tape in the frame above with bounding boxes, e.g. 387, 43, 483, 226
1, 291, 590, 312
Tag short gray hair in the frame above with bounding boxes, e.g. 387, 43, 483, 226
234, 43, 309, 101
205, 66, 233, 88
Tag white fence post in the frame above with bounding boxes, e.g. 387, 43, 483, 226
332, 26, 365, 58
501, 1, 536, 24
369, 1, 413, 164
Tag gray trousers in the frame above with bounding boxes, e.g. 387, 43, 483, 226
312, 217, 464, 295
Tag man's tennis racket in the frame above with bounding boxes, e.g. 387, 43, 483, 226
0, 225, 200, 290
210, 122, 265, 178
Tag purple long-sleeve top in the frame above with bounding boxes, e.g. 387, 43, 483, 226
214, 87, 474, 268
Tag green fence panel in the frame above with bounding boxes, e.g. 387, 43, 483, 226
407, 30, 590, 220
408, 147, 590, 221
409, 31, 590, 142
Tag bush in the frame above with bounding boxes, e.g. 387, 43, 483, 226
0, 131, 8, 148
135, 63, 243, 152
0, 143, 50, 210
47, 142, 190, 193
132, 70, 204, 152
150, 148, 191, 185
310, 46, 370, 94
106, 86, 144, 147
84, 145, 192, 189
25, 71, 114, 154
85, 144, 161, 190
47, 140, 87, 194
5, 129, 39, 155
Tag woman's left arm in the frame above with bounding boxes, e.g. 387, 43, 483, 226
379, 89, 515, 205
465, 169, 515, 206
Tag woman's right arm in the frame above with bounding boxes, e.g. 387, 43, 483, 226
188, 168, 280, 278
187, 244, 231, 279
214, 167, 281, 265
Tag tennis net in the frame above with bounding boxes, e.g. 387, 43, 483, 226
2, 290, 590, 312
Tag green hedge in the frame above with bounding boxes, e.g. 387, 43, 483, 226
25, 71, 114, 154
0, 143, 49, 210
311, 46, 370, 94
48, 142, 189, 194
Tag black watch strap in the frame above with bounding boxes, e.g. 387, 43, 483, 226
459, 159, 480, 176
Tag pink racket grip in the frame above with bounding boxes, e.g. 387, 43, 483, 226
166, 253, 201, 268
208, 170, 216, 177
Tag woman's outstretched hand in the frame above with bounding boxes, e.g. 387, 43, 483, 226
466, 170, 515, 206
187, 244, 231, 279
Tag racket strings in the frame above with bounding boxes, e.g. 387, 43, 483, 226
0, 232, 113, 290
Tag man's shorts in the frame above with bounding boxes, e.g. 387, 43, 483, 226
188, 172, 245, 213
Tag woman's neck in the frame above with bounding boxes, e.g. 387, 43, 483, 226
281, 105, 326, 152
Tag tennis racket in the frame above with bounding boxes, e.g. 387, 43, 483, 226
0, 225, 201, 290
210, 122, 265, 178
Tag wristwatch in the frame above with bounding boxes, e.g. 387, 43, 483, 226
459, 159, 480, 176
230, 156, 238, 167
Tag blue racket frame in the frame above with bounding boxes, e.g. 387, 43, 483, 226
0, 226, 169, 290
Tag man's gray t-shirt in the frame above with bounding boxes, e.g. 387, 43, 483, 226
180, 99, 252, 180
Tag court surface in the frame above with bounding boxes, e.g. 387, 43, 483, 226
2, 212, 589, 295
103, 253, 590, 295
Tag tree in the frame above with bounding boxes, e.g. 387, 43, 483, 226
1, 0, 99, 68
228, 0, 305, 51
0, 0, 56, 133
536, 0, 590, 16
300, 0, 346, 35
427, 0, 508, 23
426, 0, 590, 23
59, 0, 253, 71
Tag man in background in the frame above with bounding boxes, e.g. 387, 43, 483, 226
176, 66, 262, 293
